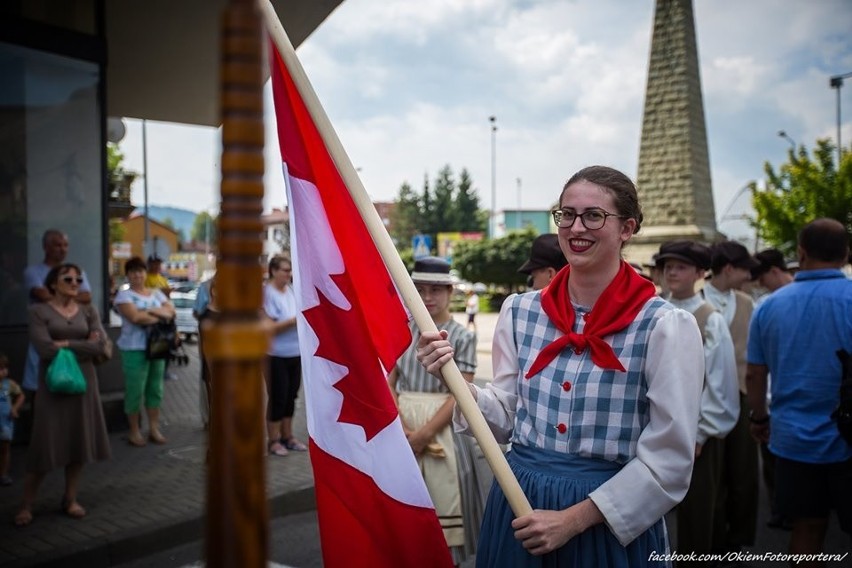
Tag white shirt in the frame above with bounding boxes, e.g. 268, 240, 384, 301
701, 281, 737, 325
667, 294, 739, 445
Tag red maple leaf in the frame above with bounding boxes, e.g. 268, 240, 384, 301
302, 273, 400, 441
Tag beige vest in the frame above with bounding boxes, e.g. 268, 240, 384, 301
692, 302, 716, 345
730, 291, 753, 394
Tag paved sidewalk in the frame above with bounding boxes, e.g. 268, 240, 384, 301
0, 343, 314, 568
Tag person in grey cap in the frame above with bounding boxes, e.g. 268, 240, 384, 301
704, 240, 760, 555
517, 234, 568, 290
656, 240, 738, 558
387, 256, 483, 565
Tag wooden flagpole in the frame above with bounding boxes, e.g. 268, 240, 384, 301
258, 0, 533, 518
205, 1, 269, 566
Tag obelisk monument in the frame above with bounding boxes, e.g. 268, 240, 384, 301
628, 0, 723, 263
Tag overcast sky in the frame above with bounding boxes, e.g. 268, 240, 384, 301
117, 0, 852, 243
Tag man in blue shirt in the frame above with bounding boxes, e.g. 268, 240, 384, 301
746, 218, 852, 558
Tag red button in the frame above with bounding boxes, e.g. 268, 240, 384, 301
574, 348, 583, 355
582, 313, 591, 321
562, 381, 572, 392
557, 423, 567, 434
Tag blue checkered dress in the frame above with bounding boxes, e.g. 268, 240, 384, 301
509, 291, 671, 463
475, 292, 679, 567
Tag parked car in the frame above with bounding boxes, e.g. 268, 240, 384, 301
170, 291, 199, 343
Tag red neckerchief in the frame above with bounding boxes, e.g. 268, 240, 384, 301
525, 261, 657, 378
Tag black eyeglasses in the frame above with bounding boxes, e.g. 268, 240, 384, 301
61, 276, 84, 284
551, 208, 626, 230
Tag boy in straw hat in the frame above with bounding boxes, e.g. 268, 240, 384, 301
387, 256, 484, 565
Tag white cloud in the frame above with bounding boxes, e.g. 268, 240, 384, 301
118, 0, 852, 242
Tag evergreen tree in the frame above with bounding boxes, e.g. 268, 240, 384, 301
432, 165, 457, 232
389, 181, 421, 247
455, 168, 485, 233
421, 173, 435, 237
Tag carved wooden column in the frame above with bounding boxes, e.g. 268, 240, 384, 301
205, 1, 268, 566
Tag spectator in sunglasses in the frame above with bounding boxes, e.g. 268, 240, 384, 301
15, 263, 111, 527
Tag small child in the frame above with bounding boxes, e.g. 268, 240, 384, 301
0, 353, 24, 486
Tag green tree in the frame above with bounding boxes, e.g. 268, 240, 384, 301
421, 173, 435, 238
389, 181, 421, 247
751, 139, 852, 256
109, 219, 126, 243
432, 165, 457, 231
455, 168, 486, 233
106, 142, 137, 202
453, 229, 537, 288
389, 166, 488, 252
191, 211, 217, 247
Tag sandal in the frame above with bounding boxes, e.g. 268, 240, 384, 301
128, 434, 147, 447
14, 509, 32, 527
148, 431, 167, 445
283, 437, 308, 452
61, 498, 86, 520
268, 441, 289, 457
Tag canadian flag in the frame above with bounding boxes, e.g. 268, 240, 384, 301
269, 44, 454, 567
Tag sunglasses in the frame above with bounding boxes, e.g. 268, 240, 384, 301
61, 276, 84, 284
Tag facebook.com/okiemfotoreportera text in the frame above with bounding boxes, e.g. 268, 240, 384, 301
649, 550, 850, 564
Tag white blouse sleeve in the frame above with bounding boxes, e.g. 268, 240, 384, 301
696, 312, 739, 445
453, 295, 519, 443
588, 307, 704, 546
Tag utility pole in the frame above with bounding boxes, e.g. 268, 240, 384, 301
489, 115, 497, 238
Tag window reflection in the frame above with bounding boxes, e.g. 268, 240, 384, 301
0, 42, 102, 326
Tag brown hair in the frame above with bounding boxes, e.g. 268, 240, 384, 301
124, 256, 146, 274
560, 165, 644, 234
44, 263, 82, 295
268, 255, 292, 279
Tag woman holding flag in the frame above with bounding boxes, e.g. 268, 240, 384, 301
417, 166, 703, 566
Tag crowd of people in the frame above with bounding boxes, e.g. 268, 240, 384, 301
2, 171, 850, 567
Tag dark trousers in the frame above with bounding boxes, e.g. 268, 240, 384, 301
676, 437, 723, 564
713, 394, 759, 551
266, 355, 302, 422
760, 442, 778, 515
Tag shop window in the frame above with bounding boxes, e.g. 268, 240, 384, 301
0, 42, 103, 326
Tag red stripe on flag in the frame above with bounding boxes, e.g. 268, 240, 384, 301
270, 44, 409, 372
311, 442, 454, 568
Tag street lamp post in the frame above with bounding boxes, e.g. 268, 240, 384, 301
516, 177, 522, 229
489, 116, 497, 239
142, 119, 150, 257
777, 130, 796, 150
829, 71, 852, 166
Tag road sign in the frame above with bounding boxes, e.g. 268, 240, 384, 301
412, 234, 432, 259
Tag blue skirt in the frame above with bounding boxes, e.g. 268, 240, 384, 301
476, 445, 669, 568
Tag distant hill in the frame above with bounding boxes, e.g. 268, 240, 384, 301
131, 205, 198, 242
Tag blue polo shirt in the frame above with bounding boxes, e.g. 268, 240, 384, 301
748, 268, 852, 463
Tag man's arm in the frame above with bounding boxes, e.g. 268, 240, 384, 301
745, 363, 770, 443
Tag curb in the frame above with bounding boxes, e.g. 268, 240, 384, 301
5, 487, 317, 568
